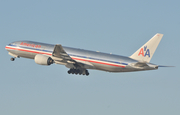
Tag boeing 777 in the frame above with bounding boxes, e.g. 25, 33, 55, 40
5, 33, 169, 76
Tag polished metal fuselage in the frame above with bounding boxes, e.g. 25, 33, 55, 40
5, 41, 157, 72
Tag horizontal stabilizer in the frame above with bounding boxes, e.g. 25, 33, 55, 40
158, 65, 175, 67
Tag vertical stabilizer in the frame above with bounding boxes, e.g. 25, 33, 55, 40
130, 33, 163, 63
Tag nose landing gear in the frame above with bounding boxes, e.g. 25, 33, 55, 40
10, 57, 15, 61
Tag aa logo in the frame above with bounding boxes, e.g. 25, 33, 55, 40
138, 46, 150, 57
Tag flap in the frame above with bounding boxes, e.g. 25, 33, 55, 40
52, 44, 72, 60
52, 44, 75, 64
52, 44, 77, 66
52, 44, 94, 69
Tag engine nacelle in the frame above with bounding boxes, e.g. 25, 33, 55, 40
34, 54, 53, 65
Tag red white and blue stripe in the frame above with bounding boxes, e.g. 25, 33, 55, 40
5, 44, 127, 68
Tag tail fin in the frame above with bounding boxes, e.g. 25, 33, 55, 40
130, 33, 163, 63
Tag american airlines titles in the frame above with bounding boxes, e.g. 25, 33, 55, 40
20, 42, 41, 48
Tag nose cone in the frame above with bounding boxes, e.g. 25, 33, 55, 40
5, 44, 10, 50
5, 42, 15, 51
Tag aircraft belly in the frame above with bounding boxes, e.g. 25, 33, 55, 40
90, 63, 153, 72
8, 49, 36, 59
5, 38, 164, 75
90, 62, 126, 72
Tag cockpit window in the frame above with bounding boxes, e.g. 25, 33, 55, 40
8, 43, 15, 45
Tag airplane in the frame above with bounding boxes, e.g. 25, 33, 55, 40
5, 33, 169, 76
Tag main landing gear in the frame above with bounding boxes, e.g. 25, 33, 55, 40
68, 68, 89, 76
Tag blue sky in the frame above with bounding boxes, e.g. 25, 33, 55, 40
0, 0, 179, 115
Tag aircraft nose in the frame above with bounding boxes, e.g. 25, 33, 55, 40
5, 44, 9, 48
5, 43, 12, 50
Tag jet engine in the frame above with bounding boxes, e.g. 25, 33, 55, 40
34, 54, 53, 65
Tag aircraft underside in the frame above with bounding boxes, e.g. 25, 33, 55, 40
5, 33, 166, 75
7, 49, 158, 76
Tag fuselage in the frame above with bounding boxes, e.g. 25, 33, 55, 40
5, 41, 157, 72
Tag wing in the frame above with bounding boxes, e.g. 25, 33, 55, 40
52, 44, 94, 69
52, 44, 76, 64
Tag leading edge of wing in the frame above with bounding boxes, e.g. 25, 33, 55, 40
52, 44, 94, 68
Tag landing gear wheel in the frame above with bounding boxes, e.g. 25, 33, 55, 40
67, 68, 90, 76
10, 58, 15, 61
85, 70, 89, 76
71, 69, 75, 74
79, 71, 82, 75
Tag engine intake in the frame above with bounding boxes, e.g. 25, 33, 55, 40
34, 54, 53, 65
